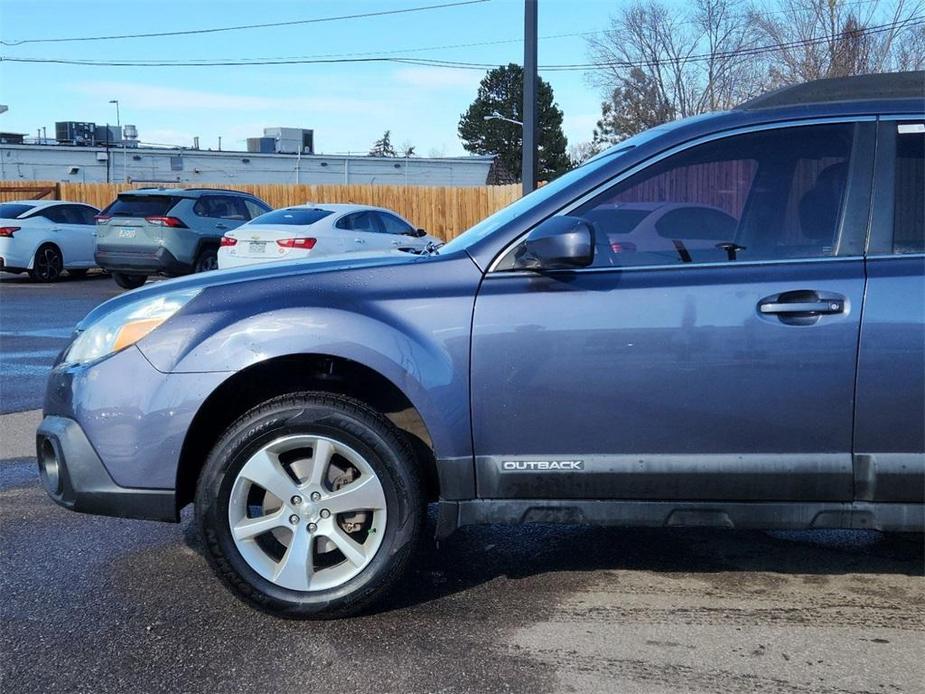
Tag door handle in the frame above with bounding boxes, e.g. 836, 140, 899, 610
354, 238, 365, 244
759, 300, 843, 315
758, 290, 846, 325
215, 223, 229, 230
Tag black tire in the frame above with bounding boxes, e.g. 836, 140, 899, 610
111, 272, 147, 290
195, 392, 424, 619
67, 269, 89, 279
29, 244, 63, 282
194, 247, 218, 273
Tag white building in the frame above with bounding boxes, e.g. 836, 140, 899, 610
0, 143, 494, 187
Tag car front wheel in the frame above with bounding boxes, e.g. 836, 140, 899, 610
196, 392, 424, 618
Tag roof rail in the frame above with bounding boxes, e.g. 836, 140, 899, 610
175, 187, 260, 196
736, 71, 924, 110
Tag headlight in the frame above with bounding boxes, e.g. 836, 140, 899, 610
65, 288, 201, 365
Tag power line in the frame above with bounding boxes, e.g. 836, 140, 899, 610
3, 16, 921, 71
0, 0, 491, 46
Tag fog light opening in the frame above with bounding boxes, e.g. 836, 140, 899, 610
38, 438, 62, 495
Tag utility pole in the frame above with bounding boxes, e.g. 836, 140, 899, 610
522, 0, 538, 195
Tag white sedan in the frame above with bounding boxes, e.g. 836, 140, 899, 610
0, 200, 100, 281
217, 204, 440, 269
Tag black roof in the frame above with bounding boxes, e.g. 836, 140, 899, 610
736, 71, 924, 110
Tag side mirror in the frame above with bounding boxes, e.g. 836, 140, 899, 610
515, 215, 594, 270
413, 228, 428, 238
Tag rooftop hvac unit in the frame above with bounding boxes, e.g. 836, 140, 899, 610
247, 137, 276, 154
263, 127, 314, 154
56, 121, 96, 146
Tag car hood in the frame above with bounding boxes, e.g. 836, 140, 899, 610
80, 249, 431, 330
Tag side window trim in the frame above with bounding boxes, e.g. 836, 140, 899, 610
489, 116, 876, 273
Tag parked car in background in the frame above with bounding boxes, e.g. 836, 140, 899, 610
217, 204, 439, 269
0, 200, 100, 281
36, 72, 923, 619
95, 188, 271, 289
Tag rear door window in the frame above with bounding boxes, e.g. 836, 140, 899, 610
893, 123, 924, 254
337, 212, 381, 233
104, 195, 177, 218
38, 206, 68, 223
194, 195, 247, 220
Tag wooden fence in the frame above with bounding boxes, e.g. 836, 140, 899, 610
0, 181, 521, 241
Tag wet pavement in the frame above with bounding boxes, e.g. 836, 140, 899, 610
0, 271, 123, 413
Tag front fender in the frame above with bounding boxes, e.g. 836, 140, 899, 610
137, 255, 481, 461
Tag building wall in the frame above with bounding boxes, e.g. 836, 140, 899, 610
0, 144, 493, 187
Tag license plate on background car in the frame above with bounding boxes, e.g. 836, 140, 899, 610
117, 228, 136, 239
249, 242, 266, 253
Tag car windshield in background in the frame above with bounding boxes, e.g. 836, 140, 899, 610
104, 195, 178, 217
249, 208, 334, 226
0, 203, 36, 219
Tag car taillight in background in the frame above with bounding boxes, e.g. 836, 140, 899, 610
94, 215, 112, 223
0, 227, 20, 237
145, 216, 187, 228
610, 241, 637, 253
220, 236, 237, 247
276, 238, 317, 249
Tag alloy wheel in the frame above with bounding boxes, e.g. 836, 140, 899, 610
34, 246, 62, 281
227, 434, 387, 592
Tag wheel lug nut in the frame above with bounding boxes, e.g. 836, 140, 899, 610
290, 495, 302, 505
288, 514, 300, 525
310, 492, 321, 502
320, 509, 331, 519
307, 522, 317, 533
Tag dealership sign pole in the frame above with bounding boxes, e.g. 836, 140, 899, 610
522, 0, 538, 195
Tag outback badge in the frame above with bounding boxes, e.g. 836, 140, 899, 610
501, 460, 584, 471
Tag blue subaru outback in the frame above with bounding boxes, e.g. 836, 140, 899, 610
38, 73, 924, 618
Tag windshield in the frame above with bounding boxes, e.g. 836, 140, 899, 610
0, 203, 35, 219
249, 208, 334, 226
439, 145, 635, 254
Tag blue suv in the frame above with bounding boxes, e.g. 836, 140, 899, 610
37, 72, 924, 618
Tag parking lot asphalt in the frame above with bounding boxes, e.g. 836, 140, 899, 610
1, 274, 924, 693
0, 271, 124, 413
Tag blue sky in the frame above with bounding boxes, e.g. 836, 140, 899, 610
0, 0, 621, 156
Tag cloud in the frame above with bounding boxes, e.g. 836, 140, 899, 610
69, 81, 385, 115
563, 113, 600, 142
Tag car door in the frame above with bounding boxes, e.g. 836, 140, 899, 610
64, 205, 98, 266
853, 118, 925, 503
337, 211, 391, 252
193, 195, 249, 238
376, 212, 426, 251
471, 120, 873, 502
38, 205, 84, 265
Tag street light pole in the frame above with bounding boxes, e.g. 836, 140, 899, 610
109, 99, 126, 183
522, 0, 538, 195
483, 113, 523, 127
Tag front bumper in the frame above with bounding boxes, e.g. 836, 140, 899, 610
95, 244, 191, 276
36, 415, 177, 521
